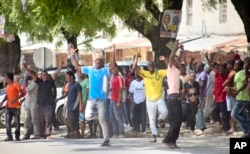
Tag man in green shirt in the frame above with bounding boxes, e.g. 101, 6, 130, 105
232, 58, 250, 138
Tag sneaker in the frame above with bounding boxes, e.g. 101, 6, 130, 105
31, 136, 41, 140
101, 140, 110, 147
15, 138, 21, 141
4, 137, 13, 142
46, 135, 52, 139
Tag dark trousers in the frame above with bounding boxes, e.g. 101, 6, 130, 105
5, 108, 21, 139
184, 103, 198, 131
211, 101, 231, 131
67, 109, 80, 133
52, 103, 59, 128
130, 101, 146, 132
38, 104, 53, 137
163, 99, 182, 144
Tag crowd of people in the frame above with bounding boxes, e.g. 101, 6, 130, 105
0, 40, 250, 148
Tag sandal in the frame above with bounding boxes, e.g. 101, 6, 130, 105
149, 137, 157, 143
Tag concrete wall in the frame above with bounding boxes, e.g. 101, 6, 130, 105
179, 0, 244, 35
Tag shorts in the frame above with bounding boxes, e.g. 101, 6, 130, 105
79, 112, 85, 122
226, 96, 236, 111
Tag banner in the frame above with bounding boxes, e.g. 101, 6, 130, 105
160, 10, 181, 38
0, 15, 6, 34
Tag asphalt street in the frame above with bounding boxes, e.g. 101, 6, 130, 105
0, 127, 231, 154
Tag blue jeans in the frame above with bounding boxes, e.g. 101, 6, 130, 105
105, 99, 111, 121
130, 101, 146, 132
5, 108, 21, 139
232, 100, 250, 134
110, 101, 125, 135
195, 99, 206, 130
122, 101, 130, 125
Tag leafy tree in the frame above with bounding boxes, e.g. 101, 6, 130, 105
1, 0, 249, 73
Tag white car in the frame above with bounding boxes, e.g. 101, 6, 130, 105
0, 68, 67, 128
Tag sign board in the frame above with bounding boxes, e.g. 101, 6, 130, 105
33, 47, 53, 69
160, 10, 182, 38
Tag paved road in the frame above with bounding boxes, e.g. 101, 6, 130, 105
0, 128, 231, 154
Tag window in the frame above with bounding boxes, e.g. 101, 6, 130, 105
186, 0, 193, 25
219, 0, 227, 23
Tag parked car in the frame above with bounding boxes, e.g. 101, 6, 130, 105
0, 68, 67, 128
104, 61, 149, 70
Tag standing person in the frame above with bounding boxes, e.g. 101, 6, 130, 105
133, 51, 168, 143
195, 62, 208, 132
110, 64, 125, 138
71, 50, 110, 146
232, 57, 250, 138
129, 72, 146, 133
0, 73, 23, 141
223, 59, 237, 132
22, 62, 62, 139
122, 66, 134, 128
22, 74, 40, 140
65, 71, 82, 138
204, 65, 215, 123
208, 59, 232, 135
162, 40, 182, 149
77, 70, 89, 138
48, 74, 60, 130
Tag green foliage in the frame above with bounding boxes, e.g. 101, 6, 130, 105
202, 0, 227, 11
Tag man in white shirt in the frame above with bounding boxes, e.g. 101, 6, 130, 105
129, 73, 146, 133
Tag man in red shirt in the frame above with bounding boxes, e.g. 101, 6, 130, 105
0, 73, 23, 141
110, 64, 125, 138
211, 63, 233, 134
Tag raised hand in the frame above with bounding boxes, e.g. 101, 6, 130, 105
159, 56, 166, 61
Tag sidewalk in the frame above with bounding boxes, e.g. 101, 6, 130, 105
124, 123, 244, 138
52, 122, 244, 139
0, 122, 243, 139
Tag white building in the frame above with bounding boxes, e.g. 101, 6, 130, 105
179, 0, 244, 35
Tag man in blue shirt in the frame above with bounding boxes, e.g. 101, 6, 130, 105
71, 50, 110, 146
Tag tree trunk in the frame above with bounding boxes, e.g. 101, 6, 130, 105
0, 35, 21, 74
147, 27, 174, 69
145, 0, 183, 69
231, 0, 250, 43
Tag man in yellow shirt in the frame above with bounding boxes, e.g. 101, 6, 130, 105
133, 54, 168, 143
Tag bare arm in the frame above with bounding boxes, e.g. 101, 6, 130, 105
159, 56, 168, 67
132, 53, 140, 74
22, 63, 37, 81
222, 72, 234, 87
52, 62, 63, 80
111, 44, 116, 70
205, 53, 217, 72
169, 40, 179, 67
78, 92, 83, 112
